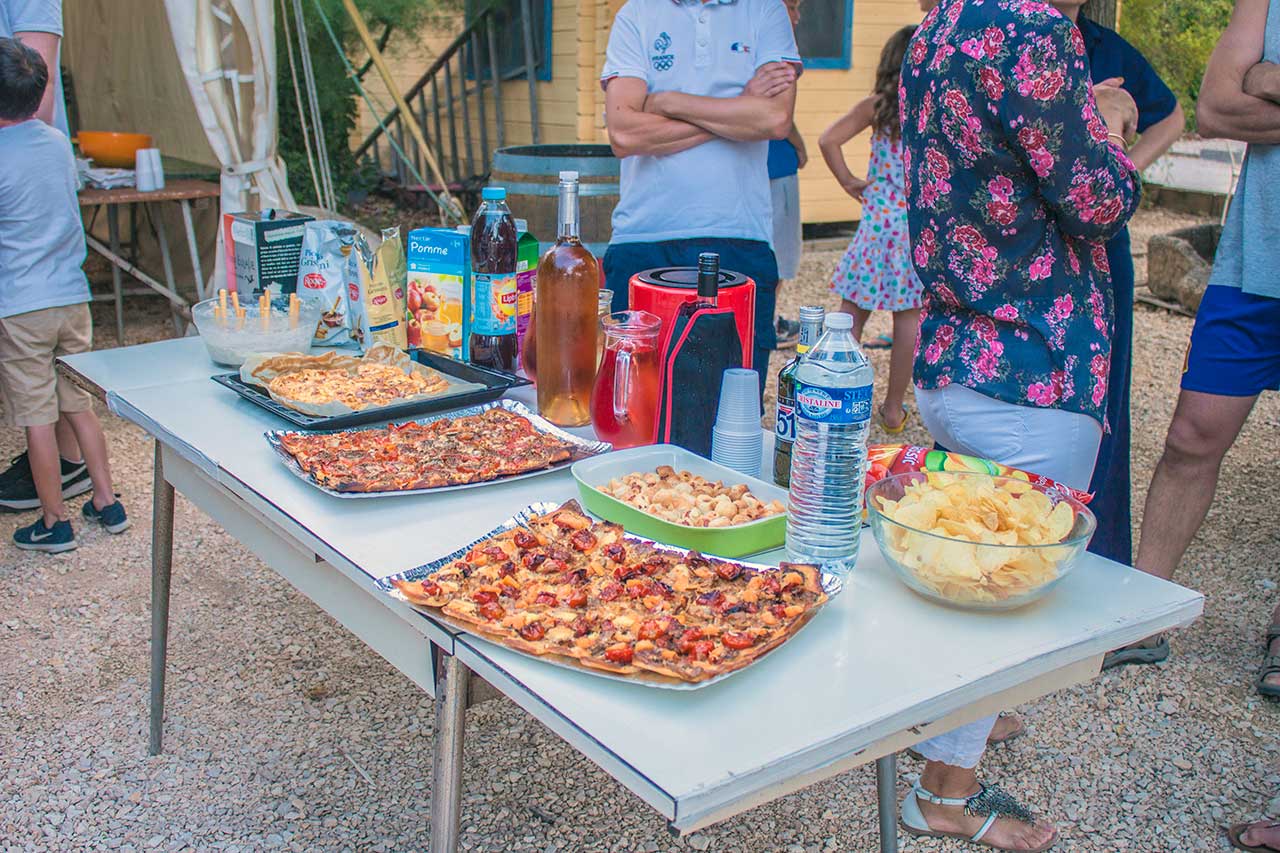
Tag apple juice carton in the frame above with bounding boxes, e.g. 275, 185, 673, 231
516, 219, 538, 364
222, 209, 314, 301
406, 227, 471, 360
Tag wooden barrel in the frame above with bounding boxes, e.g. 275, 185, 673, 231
490, 144, 619, 255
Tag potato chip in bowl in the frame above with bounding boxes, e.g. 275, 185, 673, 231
865, 471, 1095, 610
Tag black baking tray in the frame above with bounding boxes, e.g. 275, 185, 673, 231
210, 349, 530, 430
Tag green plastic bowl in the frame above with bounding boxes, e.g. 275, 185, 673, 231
571, 444, 788, 558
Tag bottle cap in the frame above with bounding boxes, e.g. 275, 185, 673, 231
559, 170, 579, 182
696, 252, 720, 298
824, 312, 854, 330
798, 305, 826, 323
482, 186, 506, 200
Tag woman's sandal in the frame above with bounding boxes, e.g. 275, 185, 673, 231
1227, 821, 1280, 851
1258, 623, 1280, 699
879, 405, 910, 435
901, 781, 1056, 852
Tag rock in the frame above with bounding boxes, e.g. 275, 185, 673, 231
1266, 796, 1280, 819
1147, 224, 1222, 313
688, 834, 711, 851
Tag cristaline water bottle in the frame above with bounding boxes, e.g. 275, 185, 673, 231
785, 312, 873, 574
535, 171, 600, 426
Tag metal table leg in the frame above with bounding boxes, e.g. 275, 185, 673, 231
107, 204, 126, 345
179, 200, 207, 303
431, 650, 470, 853
146, 204, 184, 336
149, 441, 175, 756
876, 754, 899, 853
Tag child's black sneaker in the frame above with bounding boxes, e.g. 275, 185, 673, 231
0, 453, 92, 512
13, 517, 77, 553
82, 498, 130, 534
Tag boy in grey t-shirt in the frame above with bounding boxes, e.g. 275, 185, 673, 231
0, 37, 127, 551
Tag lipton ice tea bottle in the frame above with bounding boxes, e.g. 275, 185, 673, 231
535, 171, 600, 426
469, 187, 519, 372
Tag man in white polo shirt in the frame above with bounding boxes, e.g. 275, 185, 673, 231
601, 0, 801, 396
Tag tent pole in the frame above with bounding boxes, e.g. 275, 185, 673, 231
280, 0, 324, 207
291, 0, 338, 211
339, 0, 462, 220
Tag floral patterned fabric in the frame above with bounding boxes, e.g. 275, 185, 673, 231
830, 133, 924, 312
900, 0, 1141, 423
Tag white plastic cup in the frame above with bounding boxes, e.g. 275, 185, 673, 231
715, 368, 761, 427
711, 422, 762, 478
135, 148, 164, 192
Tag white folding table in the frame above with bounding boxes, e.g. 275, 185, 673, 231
59, 338, 1203, 852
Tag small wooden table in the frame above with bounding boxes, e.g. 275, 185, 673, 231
78, 179, 221, 342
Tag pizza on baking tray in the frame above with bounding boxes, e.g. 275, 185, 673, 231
276, 407, 578, 492
392, 502, 828, 682
267, 361, 449, 411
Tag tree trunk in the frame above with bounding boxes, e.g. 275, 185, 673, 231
1083, 0, 1120, 28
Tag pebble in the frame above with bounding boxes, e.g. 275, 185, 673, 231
1, 219, 1273, 852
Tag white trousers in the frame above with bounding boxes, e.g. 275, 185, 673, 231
911, 383, 1103, 768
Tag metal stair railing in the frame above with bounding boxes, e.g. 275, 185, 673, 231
353, 0, 540, 197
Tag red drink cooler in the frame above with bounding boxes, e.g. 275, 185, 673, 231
628, 267, 756, 369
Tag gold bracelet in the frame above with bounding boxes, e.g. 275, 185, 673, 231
1107, 132, 1129, 150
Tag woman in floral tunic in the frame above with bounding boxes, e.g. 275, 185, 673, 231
897, 0, 1141, 850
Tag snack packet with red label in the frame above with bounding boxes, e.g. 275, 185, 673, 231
864, 444, 1093, 508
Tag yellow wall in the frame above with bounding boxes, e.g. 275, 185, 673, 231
360, 0, 924, 223
793, 0, 925, 223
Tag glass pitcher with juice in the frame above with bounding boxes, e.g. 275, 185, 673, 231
591, 311, 661, 449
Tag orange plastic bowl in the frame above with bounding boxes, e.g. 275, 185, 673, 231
76, 131, 154, 168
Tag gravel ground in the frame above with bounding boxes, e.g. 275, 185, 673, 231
1, 207, 1276, 852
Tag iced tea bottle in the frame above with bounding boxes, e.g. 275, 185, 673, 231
469, 187, 519, 372
535, 171, 600, 426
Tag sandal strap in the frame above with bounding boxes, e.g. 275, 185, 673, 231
911, 781, 973, 808
1267, 624, 1280, 647
972, 811, 999, 843
1261, 654, 1280, 674
964, 783, 1038, 826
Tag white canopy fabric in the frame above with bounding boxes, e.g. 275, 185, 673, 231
165, 0, 297, 290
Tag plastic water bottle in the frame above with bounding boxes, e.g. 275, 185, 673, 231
785, 312, 873, 574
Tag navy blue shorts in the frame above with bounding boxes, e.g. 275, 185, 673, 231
1182, 285, 1280, 397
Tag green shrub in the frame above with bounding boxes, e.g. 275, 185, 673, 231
1118, 0, 1233, 132
277, 0, 455, 207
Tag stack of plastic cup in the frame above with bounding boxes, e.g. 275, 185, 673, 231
710, 368, 764, 477
135, 148, 165, 192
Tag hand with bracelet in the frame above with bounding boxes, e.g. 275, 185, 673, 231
1092, 76, 1139, 150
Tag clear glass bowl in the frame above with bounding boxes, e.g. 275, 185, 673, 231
865, 471, 1096, 611
192, 296, 323, 367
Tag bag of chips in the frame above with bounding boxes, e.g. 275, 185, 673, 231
295, 220, 359, 346
864, 444, 1093, 507
352, 227, 409, 351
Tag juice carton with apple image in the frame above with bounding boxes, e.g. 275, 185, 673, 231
406, 227, 471, 361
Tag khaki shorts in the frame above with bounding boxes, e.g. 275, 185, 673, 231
0, 303, 94, 427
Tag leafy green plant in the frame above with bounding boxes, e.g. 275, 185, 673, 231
277, 0, 457, 207
1118, 0, 1233, 132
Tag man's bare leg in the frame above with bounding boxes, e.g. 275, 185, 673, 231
55, 416, 82, 464
26, 424, 67, 528
63, 409, 116, 510
1135, 390, 1256, 580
